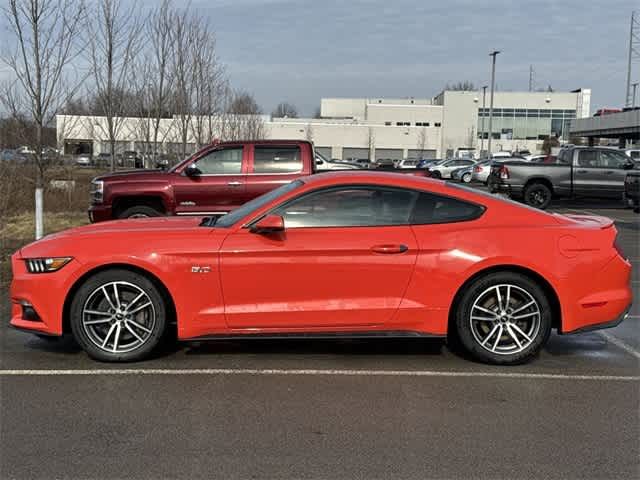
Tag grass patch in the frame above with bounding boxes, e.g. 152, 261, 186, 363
0, 210, 88, 289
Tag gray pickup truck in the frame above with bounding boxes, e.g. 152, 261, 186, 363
488, 146, 637, 209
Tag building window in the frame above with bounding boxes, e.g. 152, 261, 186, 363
434, 122, 441, 127
403, 122, 410, 126
385, 121, 391, 126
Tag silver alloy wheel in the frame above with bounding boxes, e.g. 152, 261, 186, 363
81, 281, 156, 354
469, 284, 541, 355
128, 213, 150, 218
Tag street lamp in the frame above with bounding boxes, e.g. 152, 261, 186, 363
633, 82, 639, 107
480, 86, 487, 158
487, 51, 500, 157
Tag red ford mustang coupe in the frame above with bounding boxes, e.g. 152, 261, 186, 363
10, 172, 632, 364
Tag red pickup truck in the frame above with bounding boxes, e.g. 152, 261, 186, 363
88, 139, 428, 222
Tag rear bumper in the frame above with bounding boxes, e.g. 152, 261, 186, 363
487, 179, 524, 196
88, 204, 112, 223
561, 304, 631, 334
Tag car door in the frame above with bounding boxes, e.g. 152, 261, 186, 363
172, 145, 250, 215
243, 143, 308, 202
573, 149, 605, 196
598, 150, 634, 195
219, 186, 419, 329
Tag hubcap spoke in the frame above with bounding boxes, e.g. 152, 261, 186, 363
469, 283, 541, 356
82, 281, 156, 354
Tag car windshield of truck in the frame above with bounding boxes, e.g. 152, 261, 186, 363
211, 180, 304, 228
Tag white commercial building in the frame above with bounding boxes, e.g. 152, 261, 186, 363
57, 88, 591, 162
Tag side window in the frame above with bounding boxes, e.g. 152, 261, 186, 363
557, 150, 571, 164
411, 192, 484, 224
195, 147, 243, 174
254, 146, 302, 173
600, 150, 629, 169
577, 150, 599, 167
273, 187, 417, 228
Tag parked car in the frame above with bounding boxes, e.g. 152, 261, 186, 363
470, 159, 494, 184
624, 170, 640, 213
88, 140, 431, 222
121, 150, 143, 168
11, 171, 632, 365
594, 108, 622, 116
396, 158, 419, 169
491, 151, 512, 159
416, 159, 443, 169
624, 149, 640, 161
315, 151, 360, 171
487, 146, 638, 209
428, 159, 475, 179
450, 165, 474, 183
374, 158, 395, 168
75, 154, 92, 167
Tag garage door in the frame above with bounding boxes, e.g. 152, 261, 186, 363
315, 146, 332, 159
375, 148, 403, 161
407, 149, 437, 159
342, 148, 369, 161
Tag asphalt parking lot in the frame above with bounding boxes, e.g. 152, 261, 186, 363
0, 198, 638, 480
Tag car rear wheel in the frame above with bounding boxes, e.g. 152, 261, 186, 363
453, 272, 552, 365
70, 269, 168, 362
118, 205, 162, 219
523, 183, 552, 209
462, 172, 472, 183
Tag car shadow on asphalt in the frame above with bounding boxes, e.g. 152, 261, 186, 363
180, 338, 446, 357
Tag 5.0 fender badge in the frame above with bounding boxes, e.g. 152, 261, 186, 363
191, 266, 211, 273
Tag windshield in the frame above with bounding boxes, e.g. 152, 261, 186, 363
213, 180, 304, 228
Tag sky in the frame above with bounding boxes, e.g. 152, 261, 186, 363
189, 0, 637, 115
1, 0, 637, 116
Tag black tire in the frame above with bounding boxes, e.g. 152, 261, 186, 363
69, 269, 168, 362
523, 182, 552, 209
462, 172, 472, 183
453, 272, 552, 365
431, 170, 442, 179
118, 205, 162, 219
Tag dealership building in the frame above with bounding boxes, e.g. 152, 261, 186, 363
57, 88, 591, 162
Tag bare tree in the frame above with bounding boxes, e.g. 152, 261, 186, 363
272, 102, 298, 118
1, 0, 85, 239
445, 80, 476, 91
86, 0, 142, 170
220, 89, 265, 141
144, 0, 175, 161
367, 127, 376, 163
417, 127, 427, 158
189, 21, 227, 149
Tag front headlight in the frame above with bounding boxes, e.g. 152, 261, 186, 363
24, 257, 72, 273
90, 180, 104, 204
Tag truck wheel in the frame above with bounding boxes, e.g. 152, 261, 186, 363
118, 205, 163, 219
523, 183, 552, 209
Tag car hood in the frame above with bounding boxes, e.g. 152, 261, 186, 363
18, 216, 221, 258
95, 169, 168, 182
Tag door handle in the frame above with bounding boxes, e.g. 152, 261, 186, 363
371, 244, 409, 254
577, 169, 588, 173
227, 181, 242, 186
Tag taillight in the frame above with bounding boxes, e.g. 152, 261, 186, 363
499, 166, 509, 179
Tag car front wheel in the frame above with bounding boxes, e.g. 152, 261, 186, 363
70, 269, 168, 362
453, 272, 552, 365
462, 172, 472, 183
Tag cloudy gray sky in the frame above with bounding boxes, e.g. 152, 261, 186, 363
188, 0, 636, 115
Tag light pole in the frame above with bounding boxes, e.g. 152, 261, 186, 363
633, 82, 639, 107
487, 51, 500, 157
480, 85, 487, 157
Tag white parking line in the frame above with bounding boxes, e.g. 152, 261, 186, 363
598, 331, 640, 360
0, 368, 637, 381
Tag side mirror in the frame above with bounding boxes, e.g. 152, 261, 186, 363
623, 161, 635, 170
250, 214, 285, 234
185, 163, 200, 176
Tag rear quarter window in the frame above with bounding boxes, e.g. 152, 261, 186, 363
411, 192, 485, 224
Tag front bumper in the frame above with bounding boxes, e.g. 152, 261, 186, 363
88, 204, 112, 223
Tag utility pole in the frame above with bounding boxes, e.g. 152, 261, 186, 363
480, 86, 487, 157
625, 11, 639, 107
487, 51, 500, 157
529, 65, 534, 92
